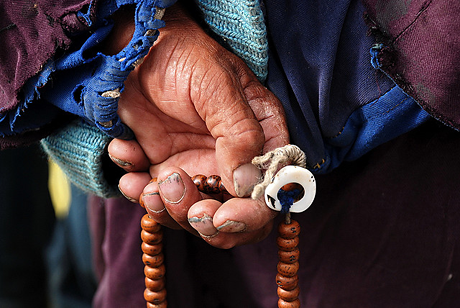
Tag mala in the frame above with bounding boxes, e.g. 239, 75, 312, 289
140, 145, 316, 307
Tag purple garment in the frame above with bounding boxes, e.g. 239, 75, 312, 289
0, 0, 94, 113
362, 0, 460, 130
88, 120, 460, 307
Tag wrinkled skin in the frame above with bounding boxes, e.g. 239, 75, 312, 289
107, 4, 289, 248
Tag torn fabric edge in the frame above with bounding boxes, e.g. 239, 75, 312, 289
0, 0, 177, 140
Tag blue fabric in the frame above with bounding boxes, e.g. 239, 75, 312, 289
264, 0, 431, 173
0, 0, 176, 140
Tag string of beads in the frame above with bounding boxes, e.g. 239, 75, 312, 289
191, 174, 227, 194
140, 172, 305, 307
276, 219, 301, 308
141, 214, 167, 307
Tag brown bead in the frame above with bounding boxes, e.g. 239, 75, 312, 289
144, 264, 166, 280
204, 175, 222, 194
278, 298, 301, 308
278, 248, 300, 264
277, 236, 299, 251
141, 229, 163, 245
218, 179, 226, 192
142, 242, 163, 256
192, 174, 207, 192
278, 220, 301, 239
145, 277, 165, 292
146, 301, 168, 308
144, 287, 167, 304
141, 214, 162, 233
143, 253, 164, 267
277, 261, 299, 277
276, 273, 298, 291
277, 285, 300, 301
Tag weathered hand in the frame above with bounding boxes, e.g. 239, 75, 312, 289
108, 4, 289, 248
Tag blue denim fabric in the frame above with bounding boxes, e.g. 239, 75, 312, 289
0, 0, 176, 139
264, 0, 431, 173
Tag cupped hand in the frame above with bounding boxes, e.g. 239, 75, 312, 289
108, 4, 289, 248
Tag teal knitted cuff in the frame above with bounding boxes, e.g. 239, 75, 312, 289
196, 0, 268, 81
41, 119, 121, 198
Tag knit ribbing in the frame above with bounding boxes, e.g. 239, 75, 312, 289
41, 120, 120, 198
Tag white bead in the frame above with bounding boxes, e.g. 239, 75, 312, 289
264, 166, 316, 213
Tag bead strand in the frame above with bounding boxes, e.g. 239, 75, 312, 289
141, 214, 167, 308
276, 219, 301, 308
191, 174, 227, 194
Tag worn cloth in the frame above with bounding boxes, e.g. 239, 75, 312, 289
363, 0, 460, 130
0, 0, 177, 146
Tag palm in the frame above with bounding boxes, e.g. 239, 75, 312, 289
117, 13, 286, 185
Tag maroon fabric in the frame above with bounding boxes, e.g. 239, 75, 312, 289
362, 0, 460, 130
0, 0, 94, 112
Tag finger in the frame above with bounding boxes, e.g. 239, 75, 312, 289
156, 167, 203, 235
244, 80, 290, 152
187, 196, 277, 249
140, 178, 182, 230
187, 199, 221, 238
118, 171, 152, 203
108, 138, 150, 172
194, 61, 265, 197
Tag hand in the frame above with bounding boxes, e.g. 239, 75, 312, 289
108, 4, 289, 248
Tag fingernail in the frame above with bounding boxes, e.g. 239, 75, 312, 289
188, 214, 218, 236
109, 153, 132, 167
118, 185, 138, 203
233, 164, 261, 197
141, 192, 165, 213
158, 173, 186, 204
216, 220, 246, 233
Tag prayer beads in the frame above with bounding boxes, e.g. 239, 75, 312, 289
191, 174, 227, 194
276, 219, 301, 308
141, 214, 167, 307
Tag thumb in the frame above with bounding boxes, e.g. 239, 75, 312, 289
197, 56, 288, 197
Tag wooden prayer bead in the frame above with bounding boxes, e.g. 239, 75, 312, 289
142, 242, 163, 256
276, 236, 300, 251
141, 214, 162, 233
144, 288, 167, 304
278, 220, 301, 239
277, 261, 300, 277
192, 174, 206, 191
278, 248, 300, 264
277, 285, 300, 302
145, 277, 165, 291
278, 298, 301, 308
191, 174, 227, 194
141, 229, 163, 245
143, 253, 164, 267
144, 264, 166, 280
146, 301, 168, 308
205, 175, 222, 194
276, 273, 298, 291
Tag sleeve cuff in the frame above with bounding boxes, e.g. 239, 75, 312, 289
41, 119, 121, 198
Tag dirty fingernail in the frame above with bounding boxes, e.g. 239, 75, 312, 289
158, 173, 186, 204
141, 192, 165, 213
188, 214, 218, 236
118, 185, 138, 203
233, 164, 261, 197
140, 180, 165, 213
109, 153, 132, 167
216, 220, 246, 233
